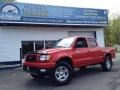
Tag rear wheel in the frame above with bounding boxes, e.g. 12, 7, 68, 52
101, 56, 112, 71
51, 61, 74, 86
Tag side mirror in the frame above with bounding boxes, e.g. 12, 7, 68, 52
72, 45, 76, 49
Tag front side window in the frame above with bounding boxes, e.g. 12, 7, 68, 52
75, 38, 88, 48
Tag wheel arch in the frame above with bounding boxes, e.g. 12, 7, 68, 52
105, 53, 112, 58
104, 53, 113, 65
56, 57, 73, 67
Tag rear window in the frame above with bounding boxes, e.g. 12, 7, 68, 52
87, 38, 97, 47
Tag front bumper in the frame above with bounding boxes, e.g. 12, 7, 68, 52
23, 66, 53, 75
23, 62, 55, 74
23, 62, 55, 69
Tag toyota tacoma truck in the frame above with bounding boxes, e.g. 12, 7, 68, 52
23, 36, 115, 85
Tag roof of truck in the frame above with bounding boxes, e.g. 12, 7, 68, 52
67, 36, 95, 39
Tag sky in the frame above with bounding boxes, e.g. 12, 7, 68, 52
17, 0, 120, 15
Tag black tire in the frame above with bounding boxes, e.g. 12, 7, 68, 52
51, 61, 74, 86
30, 74, 44, 79
101, 56, 112, 71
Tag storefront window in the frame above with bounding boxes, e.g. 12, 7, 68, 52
35, 41, 44, 50
22, 41, 34, 58
21, 40, 56, 58
45, 41, 56, 49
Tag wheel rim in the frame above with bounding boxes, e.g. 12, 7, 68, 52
106, 58, 111, 69
55, 66, 69, 82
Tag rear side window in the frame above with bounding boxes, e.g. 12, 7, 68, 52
87, 38, 97, 47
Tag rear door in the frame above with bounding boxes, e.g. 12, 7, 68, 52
87, 38, 102, 63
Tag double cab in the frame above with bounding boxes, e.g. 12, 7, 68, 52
23, 36, 115, 85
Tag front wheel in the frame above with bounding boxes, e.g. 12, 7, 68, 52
101, 56, 112, 71
51, 61, 74, 86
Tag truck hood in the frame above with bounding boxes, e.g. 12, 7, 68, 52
36, 48, 71, 54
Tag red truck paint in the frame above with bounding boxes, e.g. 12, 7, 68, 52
23, 36, 116, 85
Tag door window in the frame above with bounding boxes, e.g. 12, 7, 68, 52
87, 38, 97, 47
75, 38, 88, 48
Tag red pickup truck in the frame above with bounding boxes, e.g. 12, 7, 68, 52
23, 36, 115, 85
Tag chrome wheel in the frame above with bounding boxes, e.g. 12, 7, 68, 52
55, 66, 69, 82
52, 61, 73, 85
106, 58, 111, 69
101, 56, 112, 71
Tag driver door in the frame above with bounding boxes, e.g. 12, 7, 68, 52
73, 38, 90, 67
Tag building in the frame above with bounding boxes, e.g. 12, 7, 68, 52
0, 2, 108, 66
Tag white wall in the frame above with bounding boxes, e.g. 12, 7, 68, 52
96, 28, 105, 47
0, 26, 104, 62
0, 26, 68, 62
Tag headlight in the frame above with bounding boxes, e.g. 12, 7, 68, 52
40, 55, 51, 61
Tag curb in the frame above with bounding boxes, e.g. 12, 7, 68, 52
0, 64, 21, 70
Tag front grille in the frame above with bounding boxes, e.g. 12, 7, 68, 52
26, 55, 37, 62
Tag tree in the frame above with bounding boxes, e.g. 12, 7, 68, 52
104, 18, 120, 46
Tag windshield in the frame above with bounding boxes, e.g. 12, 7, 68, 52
54, 37, 75, 48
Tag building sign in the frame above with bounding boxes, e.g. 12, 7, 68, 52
0, 2, 108, 26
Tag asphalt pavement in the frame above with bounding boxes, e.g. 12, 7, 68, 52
0, 53, 120, 90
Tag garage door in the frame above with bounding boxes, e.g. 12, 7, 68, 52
68, 31, 96, 38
